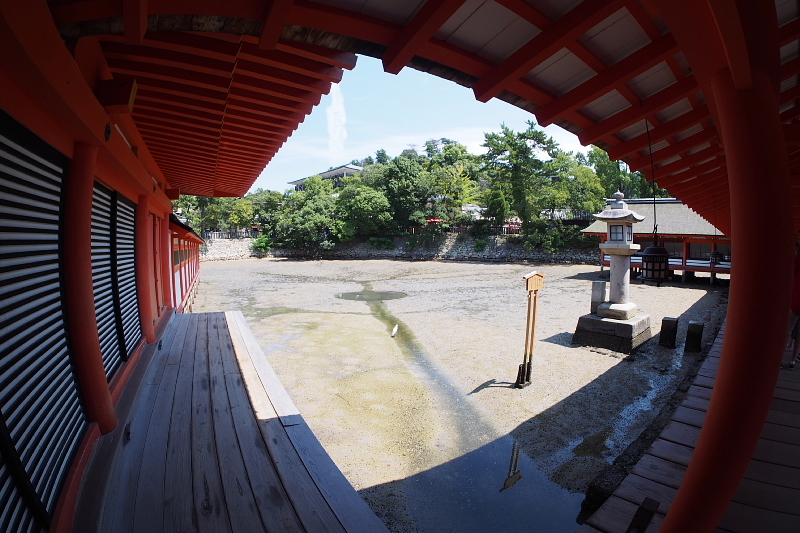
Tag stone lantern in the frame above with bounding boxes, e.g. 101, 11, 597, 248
595, 191, 643, 320
572, 192, 653, 353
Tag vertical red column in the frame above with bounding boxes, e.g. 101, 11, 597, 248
654, 1, 794, 531
62, 142, 117, 433
135, 195, 156, 343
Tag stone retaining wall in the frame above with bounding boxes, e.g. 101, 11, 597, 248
201, 234, 600, 265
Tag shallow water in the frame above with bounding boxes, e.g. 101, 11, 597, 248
355, 287, 583, 532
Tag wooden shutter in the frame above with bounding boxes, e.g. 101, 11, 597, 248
115, 194, 142, 354
91, 183, 143, 380
1, 110, 87, 531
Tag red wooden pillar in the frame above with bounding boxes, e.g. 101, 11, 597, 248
135, 195, 156, 343
62, 142, 117, 434
654, 1, 794, 531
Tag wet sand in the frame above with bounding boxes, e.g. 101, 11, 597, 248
193, 258, 728, 532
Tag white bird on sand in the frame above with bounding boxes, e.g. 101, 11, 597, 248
391, 325, 398, 337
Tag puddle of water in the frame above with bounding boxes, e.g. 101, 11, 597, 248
335, 291, 407, 301
349, 284, 582, 531
404, 435, 584, 533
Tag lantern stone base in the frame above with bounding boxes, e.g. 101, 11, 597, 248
572, 313, 652, 354
596, 301, 638, 320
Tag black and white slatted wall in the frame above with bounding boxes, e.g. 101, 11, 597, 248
0, 110, 88, 532
91, 184, 142, 380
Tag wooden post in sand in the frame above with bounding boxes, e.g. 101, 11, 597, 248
516, 271, 546, 388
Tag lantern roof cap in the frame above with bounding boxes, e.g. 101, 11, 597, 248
594, 191, 645, 224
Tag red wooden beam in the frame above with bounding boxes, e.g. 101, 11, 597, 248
259, 0, 295, 50
235, 59, 331, 94
472, 0, 626, 102
655, 144, 725, 178
123, 0, 147, 45
655, 154, 727, 188
627, 126, 718, 171
231, 74, 322, 105
578, 75, 698, 145
383, 0, 467, 75
608, 106, 710, 160
239, 43, 343, 82
535, 33, 679, 126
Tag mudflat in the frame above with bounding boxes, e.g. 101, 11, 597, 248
193, 258, 728, 533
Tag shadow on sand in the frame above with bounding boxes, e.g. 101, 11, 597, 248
359, 290, 725, 533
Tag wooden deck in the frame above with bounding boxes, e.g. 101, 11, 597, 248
74, 311, 388, 533
578, 323, 800, 533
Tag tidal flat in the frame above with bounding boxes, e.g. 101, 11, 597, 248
193, 258, 728, 533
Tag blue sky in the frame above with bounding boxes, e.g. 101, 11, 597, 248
250, 55, 587, 193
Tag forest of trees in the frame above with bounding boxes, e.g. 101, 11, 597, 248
174, 121, 666, 252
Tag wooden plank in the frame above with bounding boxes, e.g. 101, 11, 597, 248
285, 421, 390, 533
760, 421, 800, 444
659, 420, 702, 448
100, 314, 188, 533
717, 500, 800, 532
671, 405, 706, 428
753, 439, 800, 468
214, 313, 307, 533
224, 311, 347, 533
693, 374, 716, 389
587, 494, 665, 533
646, 438, 694, 466
162, 313, 199, 533
772, 386, 800, 402
732, 477, 800, 515
612, 472, 677, 513
229, 310, 301, 424
72, 320, 166, 533
744, 459, 800, 489
766, 409, 800, 429
206, 313, 266, 532
687, 384, 713, 400
682, 394, 710, 412
190, 313, 233, 533
131, 313, 191, 532
771, 397, 800, 415
631, 453, 687, 489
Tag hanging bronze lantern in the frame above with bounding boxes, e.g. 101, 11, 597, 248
710, 249, 722, 265
639, 241, 670, 286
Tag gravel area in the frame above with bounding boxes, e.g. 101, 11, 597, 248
193, 258, 728, 532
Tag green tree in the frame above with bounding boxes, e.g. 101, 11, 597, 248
228, 198, 254, 229
275, 175, 337, 248
482, 121, 558, 231
484, 189, 510, 226
247, 188, 284, 235
587, 146, 668, 198
334, 182, 392, 241
367, 157, 431, 231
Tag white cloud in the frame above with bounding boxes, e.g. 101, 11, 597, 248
326, 85, 347, 164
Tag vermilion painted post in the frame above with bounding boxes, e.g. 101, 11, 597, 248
135, 195, 156, 343
62, 141, 117, 434
648, 1, 793, 530
661, 66, 794, 533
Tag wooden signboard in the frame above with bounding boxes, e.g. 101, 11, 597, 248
524, 271, 546, 291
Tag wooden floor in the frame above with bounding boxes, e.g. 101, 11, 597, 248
74, 311, 388, 533
579, 323, 800, 533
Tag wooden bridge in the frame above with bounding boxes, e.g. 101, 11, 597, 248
579, 323, 800, 532
73, 312, 388, 533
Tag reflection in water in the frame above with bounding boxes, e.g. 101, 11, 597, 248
341, 286, 583, 532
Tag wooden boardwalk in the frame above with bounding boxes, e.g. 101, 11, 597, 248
74, 311, 388, 533
578, 323, 800, 533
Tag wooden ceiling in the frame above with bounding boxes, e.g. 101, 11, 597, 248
48, 0, 800, 230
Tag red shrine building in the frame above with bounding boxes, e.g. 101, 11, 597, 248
1, 1, 799, 532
